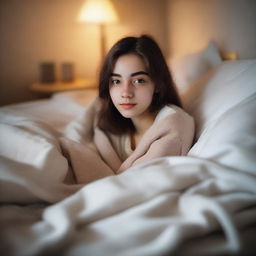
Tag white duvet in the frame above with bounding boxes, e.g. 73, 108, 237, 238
0, 60, 256, 256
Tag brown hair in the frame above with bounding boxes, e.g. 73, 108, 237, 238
97, 34, 182, 135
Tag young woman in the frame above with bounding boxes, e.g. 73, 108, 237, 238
63, 35, 194, 183
95, 35, 195, 173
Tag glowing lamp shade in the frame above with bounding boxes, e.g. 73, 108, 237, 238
77, 0, 119, 62
77, 0, 119, 24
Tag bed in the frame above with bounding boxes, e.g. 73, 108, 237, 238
0, 43, 256, 255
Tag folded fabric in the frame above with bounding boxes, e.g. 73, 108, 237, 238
0, 112, 82, 203
63, 99, 195, 183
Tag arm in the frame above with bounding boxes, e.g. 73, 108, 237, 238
117, 108, 195, 174
117, 133, 181, 173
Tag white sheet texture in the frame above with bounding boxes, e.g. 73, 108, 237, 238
1, 157, 256, 255
0, 112, 82, 203
0, 60, 256, 255
0, 88, 97, 134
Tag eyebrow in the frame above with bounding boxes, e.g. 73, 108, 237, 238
111, 71, 149, 77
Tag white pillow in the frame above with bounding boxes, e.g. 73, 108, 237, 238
189, 93, 256, 175
169, 41, 222, 94
187, 60, 256, 137
188, 59, 256, 174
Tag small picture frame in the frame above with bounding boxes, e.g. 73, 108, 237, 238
61, 62, 74, 82
40, 62, 56, 83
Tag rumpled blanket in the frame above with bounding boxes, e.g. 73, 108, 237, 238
1, 59, 256, 256
61, 98, 195, 184
0, 92, 256, 256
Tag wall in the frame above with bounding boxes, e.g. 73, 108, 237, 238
167, 0, 256, 59
2, 0, 256, 106
0, 0, 168, 106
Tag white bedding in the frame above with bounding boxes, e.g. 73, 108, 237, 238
0, 61, 256, 255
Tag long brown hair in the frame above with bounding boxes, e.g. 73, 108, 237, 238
97, 34, 181, 135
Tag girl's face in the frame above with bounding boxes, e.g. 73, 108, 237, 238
109, 54, 155, 121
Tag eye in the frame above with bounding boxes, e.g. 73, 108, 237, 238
110, 79, 121, 85
133, 78, 146, 85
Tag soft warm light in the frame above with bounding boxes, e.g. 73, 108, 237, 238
77, 0, 119, 24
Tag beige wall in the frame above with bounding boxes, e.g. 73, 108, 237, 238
167, 0, 256, 59
0, 0, 168, 106
1, 0, 256, 106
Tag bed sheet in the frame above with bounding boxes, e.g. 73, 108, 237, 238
0, 89, 98, 133
0, 61, 256, 256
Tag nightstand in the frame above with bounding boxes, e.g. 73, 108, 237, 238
30, 78, 97, 94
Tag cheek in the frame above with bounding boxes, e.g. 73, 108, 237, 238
109, 88, 118, 105
137, 87, 155, 103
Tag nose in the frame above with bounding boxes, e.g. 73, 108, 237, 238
121, 82, 134, 98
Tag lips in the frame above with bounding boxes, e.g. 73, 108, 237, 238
119, 103, 136, 109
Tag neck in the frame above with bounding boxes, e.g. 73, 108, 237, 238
130, 113, 156, 150
131, 112, 156, 139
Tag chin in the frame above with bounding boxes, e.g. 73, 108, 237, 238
119, 110, 135, 119
121, 113, 133, 119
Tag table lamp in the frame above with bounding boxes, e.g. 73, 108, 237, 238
77, 0, 119, 62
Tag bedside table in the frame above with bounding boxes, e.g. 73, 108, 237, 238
30, 78, 97, 94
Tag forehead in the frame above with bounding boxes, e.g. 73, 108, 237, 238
113, 54, 147, 75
